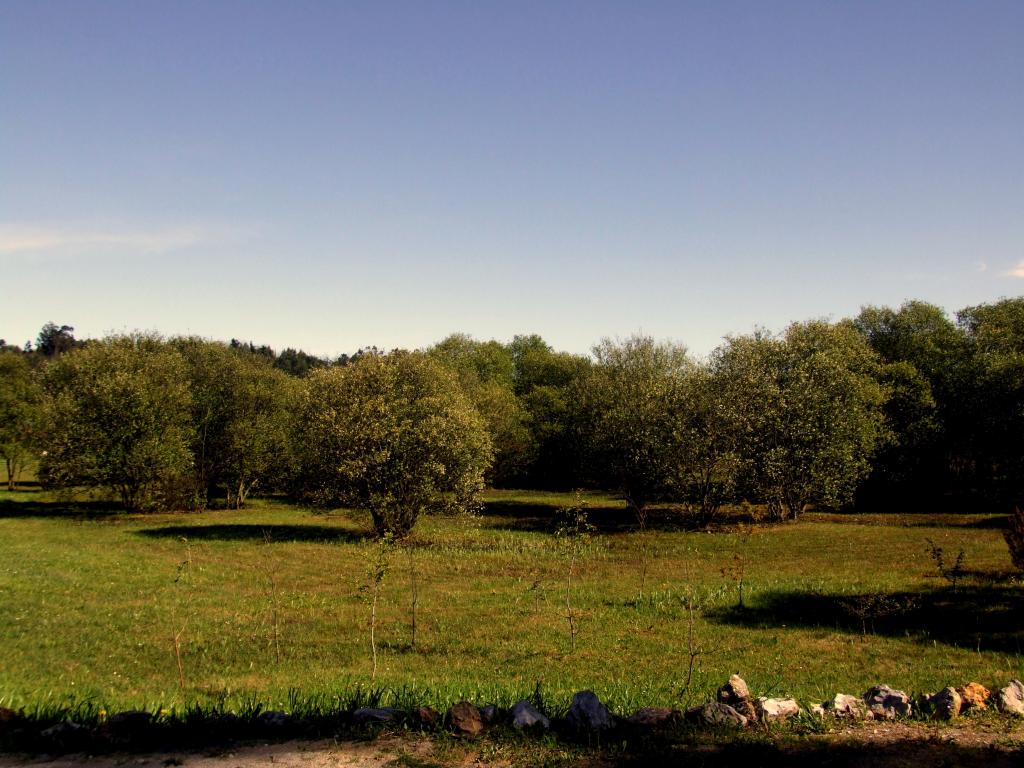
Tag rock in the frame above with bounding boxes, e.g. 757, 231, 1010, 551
626, 707, 680, 728
102, 710, 154, 743
828, 693, 869, 719
996, 680, 1024, 716
257, 710, 289, 728
352, 707, 402, 724
863, 685, 912, 720
685, 702, 747, 728
479, 705, 498, 725
415, 706, 440, 728
957, 682, 990, 711
717, 675, 757, 720
0, 708, 24, 735
40, 720, 88, 749
755, 697, 800, 720
511, 700, 550, 730
566, 690, 615, 732
448, 701, 483, 737
810, 702, 827, 717
923, 687, 961, 720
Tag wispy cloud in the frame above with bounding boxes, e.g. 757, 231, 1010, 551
976, 261, 988, 273
0, 223, 229, 259
1004, 261, 1024, 278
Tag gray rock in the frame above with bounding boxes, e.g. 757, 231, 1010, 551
353, 707, 402, 724
626, 707, 680, 728
41, 720, 88, 749
996, 680, 1024, 716
257, 710, 289, 728
566, 690, 615, 732
479, 704, 498, 725
755, 697, 800, 720
923, 687, 961, 720
863, 685, 912, 720
828, 693, 869, 719
717, 674, 757, 720
511, 700, 550, 730
448, 701, 483, 736
103, 710, 153, 742
685, 702, 747, 728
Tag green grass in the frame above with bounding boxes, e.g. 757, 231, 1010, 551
0, 488, 1021, 717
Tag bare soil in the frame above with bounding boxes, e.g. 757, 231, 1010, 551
2, 720, 1023, 768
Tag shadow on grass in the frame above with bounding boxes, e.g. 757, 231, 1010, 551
707, 585, 1024, 654
481, 500, 687, 534
0, 497, 122, 519
137, 523, 370, 544
617, 738, 1022, 767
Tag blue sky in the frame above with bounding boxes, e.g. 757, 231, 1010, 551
2, 1, 1022, 357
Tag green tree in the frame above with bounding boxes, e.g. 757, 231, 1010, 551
429, 334, 533, 486
957, 297, 1024, 504
35, 322, 79, 357
575, 335, 691, 525
716, 322, 889, 520
39, 335, 193, 512
669, 365, 743, 527
173, 338, 296, 508
509, 335, 591, 489
293, 352, 493, 538
853, 301, 973, 504
0, 351, 40, 490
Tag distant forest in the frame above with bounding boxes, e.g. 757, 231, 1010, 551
2, 296, 1023, 518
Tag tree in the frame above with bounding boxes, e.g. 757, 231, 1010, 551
0, 351, 40, 490
36, 322, 79, 357
669, 365, 743, 528
716, 322, 889, 520
292, 352, 493, 538
39, 335, 194, 512
509, 335, 591, 489
173, 338, 295, 508
574, 335, 691, 525
428, 334, 533, 486
957, 298, 1024, 505
853, 301, 973, 505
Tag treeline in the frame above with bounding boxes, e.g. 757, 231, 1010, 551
1, 297, 1022, 526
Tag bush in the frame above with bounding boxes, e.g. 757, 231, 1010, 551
1004, 506, 1024, 572
292, 352, 493, 537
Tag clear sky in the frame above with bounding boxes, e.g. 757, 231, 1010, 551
2, 1, 1022, 357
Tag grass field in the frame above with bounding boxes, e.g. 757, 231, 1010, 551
0, 488, 1021, 718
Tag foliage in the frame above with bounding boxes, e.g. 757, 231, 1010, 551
38, 334, 194, 512
429, 334, 533, 486
173, 338, 295, 508
35, 322, 80, 357
1003, 507, 1024, 573
0, 351, 40, 490
853, 302, 974, 505
715, 322, 890, 520
957, 298, 1024, 505
292, 352, 493, 537
670, 366, 743, 527
509, 336, 591, 489
574, 335, 691, 525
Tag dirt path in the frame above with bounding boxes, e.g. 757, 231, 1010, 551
2, 721, 1023, 768
0, 737, 439, 768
